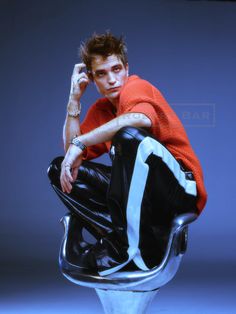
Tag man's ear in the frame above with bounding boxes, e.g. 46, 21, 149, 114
87, 71, 94, 82
125, 63, 129, 76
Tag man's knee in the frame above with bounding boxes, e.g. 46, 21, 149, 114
47, 156, 63, 183
111, 126, 151, 155
113, 126, 150, 144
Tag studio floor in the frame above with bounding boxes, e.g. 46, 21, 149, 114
1, 260, 236, 313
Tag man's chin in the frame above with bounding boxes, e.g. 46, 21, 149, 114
106, 90, 120, 99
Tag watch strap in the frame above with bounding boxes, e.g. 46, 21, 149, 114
70, 136, 87, 151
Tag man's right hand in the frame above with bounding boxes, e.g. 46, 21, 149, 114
69, 63, 90, 101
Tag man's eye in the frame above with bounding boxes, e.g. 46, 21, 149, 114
97, 72, 105, 77
114, 67, 121, 72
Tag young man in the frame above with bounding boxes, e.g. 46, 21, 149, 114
48, 32, 207, 276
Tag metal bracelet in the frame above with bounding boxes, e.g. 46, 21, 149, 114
70, 137, 87, 151
67, 102, 81, 117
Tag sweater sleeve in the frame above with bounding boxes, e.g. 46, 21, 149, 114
122, 102, 159, 133
119, 78, 160, 134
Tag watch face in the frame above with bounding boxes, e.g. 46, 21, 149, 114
72, 138, 79, 145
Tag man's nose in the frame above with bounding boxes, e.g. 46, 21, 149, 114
107, 72, 116, 85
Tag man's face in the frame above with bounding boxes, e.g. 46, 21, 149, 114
90, 54, 129, 103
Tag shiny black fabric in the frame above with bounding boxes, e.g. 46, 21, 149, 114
47, 126, 197, 273
48, 158, 113, 238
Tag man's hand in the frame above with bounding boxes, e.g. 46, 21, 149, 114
60, 144, 83, 193
69, 63, 90, 101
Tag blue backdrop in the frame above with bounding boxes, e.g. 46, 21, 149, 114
1, 0, 236, 312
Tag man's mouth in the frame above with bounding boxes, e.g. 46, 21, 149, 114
107, 86, 120, 91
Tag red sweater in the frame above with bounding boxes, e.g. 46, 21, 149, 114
80, 75, 207, 214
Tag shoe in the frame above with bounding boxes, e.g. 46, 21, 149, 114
90, 230, 130, 275
66, 226, 130, 275
66, 213, 94, 266
65, 214, 131, 275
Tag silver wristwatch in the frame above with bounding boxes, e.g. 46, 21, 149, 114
70, 136, 87, 151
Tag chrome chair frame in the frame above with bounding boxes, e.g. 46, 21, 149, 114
59, 212, 198, 313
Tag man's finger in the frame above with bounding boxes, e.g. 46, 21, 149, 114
73, 73, 89, 86
72, 167, 79, 181
79, 78, 89, 85
60, 170, 68, 193
61, 173, 72, 194
65, 167, 73, 182
74, 63, 86, 74
60, 165, 72, 192
60, 173, 66, 193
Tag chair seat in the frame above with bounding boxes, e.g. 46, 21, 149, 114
59, 212, 198, 292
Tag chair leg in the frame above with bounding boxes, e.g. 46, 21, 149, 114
95, 288, 159, 314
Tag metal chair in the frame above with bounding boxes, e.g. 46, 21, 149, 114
59, 212, 198, 314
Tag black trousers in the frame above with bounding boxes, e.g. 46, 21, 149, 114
48, 126, 197, 275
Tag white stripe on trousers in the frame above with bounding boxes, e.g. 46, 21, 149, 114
99, 137, 197, 276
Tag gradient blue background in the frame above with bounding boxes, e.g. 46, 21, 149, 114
1, 0, 236, 313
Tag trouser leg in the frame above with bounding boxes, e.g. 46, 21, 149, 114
47, 156, 114, 239
99, 126, 198, 274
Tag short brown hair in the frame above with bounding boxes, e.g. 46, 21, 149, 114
79, 31, 128, 73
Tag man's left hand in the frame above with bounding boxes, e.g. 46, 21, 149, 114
60, 145, 83, 193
